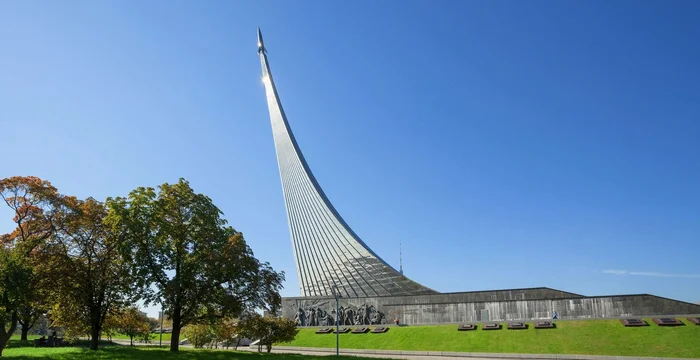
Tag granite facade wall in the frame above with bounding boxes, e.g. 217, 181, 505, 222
281, 288, 700, 325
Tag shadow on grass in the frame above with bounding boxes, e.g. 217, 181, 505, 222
6, 338, 114, 349
5, 345, 377, 360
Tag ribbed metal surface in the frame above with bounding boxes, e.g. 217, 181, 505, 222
258, 31, 437, 298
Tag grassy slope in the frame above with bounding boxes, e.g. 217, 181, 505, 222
282, 319, 700, 358
2, 346, 370, 359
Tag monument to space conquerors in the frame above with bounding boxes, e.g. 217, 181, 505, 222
257, 29, 700, 325
257, 28, 436, 299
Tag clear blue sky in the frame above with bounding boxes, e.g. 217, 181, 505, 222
2, 0, 699, 318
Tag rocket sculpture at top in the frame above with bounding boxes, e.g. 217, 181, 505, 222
258, 28, 437, 298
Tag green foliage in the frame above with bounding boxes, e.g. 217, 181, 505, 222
114, 307, 152, 346
0, 176, 63, 353
43, 197, 133, 351
211, 318, 239, 349
106, 178, 284, 351
0, 247, 32, 355
146, 317, 159, 332
284, 319, 700, 358
49, 302, 89, 340
239, 314, 298, 353
182, 324, 215, 348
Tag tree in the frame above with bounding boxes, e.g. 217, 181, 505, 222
16, 262, 53, 342
43, 197, 132, 350
0, 177, 60, 252
239, 313, 298, 353
0, 177, 61, 342
157, 312, 173, 330
101, 311, 121, 342
49, 302, 89, 340
106, 179, 284, 352
0, 248, 31, 356
235, 314, 257, 351
212, 318, 238, 349
116, 307, 151, 346
147, 317, 160, 332
181, 324, 214, 348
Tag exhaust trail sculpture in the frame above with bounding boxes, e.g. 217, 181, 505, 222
258, 28, 437, 298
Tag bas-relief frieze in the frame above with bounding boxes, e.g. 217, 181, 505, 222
287, 299, 387, 326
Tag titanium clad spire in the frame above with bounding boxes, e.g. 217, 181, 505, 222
258, 28, 437, 298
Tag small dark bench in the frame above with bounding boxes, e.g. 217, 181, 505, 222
371, 327, 389, 333
507, 322, 528, 330
351, 327, 369, 334
652, 318, 684, 326
534, 321, 556, 329
458, 323, 477, 331
620, 319, 648, 327
315, 328, 333, 334
687, 317, 700, 325
482, 322, 501, 330
334, 327, 351, 333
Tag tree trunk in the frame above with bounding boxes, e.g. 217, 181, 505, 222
169, 307, 181, 352
170, 326, 181, 352
90, 324, 100, 350
89, 307, 102, 351
130, 335, 133, 346
18, 307, 37, 342
0, 334, 9, 357
0, 312, 19, 357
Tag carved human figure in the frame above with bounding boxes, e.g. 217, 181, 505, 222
336, 307, 345, 326
344, 308, 355, 325
294, 308, 306, 326
362, 305, 371, 325
357, 305, 366, 325
308, 308, 317, 326
317, 309, 324, 326
319, 309, 331, 326
370, 310, 384, 325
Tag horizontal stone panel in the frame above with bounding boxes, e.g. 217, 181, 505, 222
282, 291, 700, 325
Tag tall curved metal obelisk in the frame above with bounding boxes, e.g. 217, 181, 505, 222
258, 28, 437, 298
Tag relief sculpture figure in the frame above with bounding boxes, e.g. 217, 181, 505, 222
308, 308, 317, 326
344, 308, 355, 325
294, 308, 306, 326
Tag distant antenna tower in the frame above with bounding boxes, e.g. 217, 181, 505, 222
399, 240, 403, 275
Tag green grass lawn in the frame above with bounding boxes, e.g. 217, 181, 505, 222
9, 335, 41, 341
2, 346, 373, 359
11, 333, 172, 342
281, 318, 700, 358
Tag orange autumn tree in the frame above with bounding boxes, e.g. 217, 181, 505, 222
0, 176, 62, 348
115, 307, 151, 346
45, 197, 133, 351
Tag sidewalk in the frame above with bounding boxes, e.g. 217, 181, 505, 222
108, 340, 697, 360
258, 345, 697, 360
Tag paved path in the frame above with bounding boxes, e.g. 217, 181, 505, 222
108, 340, 696, 360
239, 346, 493, 359
250, 346, 697, 360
